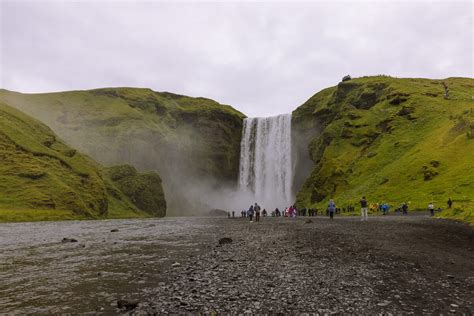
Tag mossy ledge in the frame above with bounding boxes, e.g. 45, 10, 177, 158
292, 76, 474, 224
105, 165, 166, 217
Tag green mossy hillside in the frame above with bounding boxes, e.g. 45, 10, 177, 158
293, 76, 474, 223
0, 102, 166, 222
106, 165, 166, 217
0, 102, 108, 217
0, 88, 245, 213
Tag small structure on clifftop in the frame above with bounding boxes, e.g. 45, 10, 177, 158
342, 75, 352, 82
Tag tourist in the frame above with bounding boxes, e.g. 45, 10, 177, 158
360, 196, 368, 221
275, 208, 280, 217
428, 202, 435, 216
232, 211, 235, 218
402, 202, 408, 215
248, 205, 254, 221
255, 207, 261, 222
447, 198, 453, 209
262, 209, 267, 217
328, 199, 336, 219
381, 202, 389, 215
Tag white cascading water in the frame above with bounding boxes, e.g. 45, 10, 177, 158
238, 114, 293, 211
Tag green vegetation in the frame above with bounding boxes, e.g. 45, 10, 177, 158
293, 76, 474, 224
0, 102, 164, 222
106, 165, 166, 217
0, 88, 245, 213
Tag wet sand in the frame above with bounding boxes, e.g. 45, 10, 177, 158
0, 215, 473, 314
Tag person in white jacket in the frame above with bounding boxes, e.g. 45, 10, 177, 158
428, 202, 435, 216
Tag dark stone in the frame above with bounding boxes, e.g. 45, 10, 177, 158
353, 91, 379, 109
340, 128, 353, 139
342, 75, 351, 82
61, 238, 78, 243
430, 160, 440, 168
377, 118, 394, 133
305, 219, 313, 224
219, 237, 233, 245
18, 171, 46, 180
110, 229, 119, 232
63, 149, 76, 157
389, 96, 408, 105
398, 106, 414, 116
117, 299, 139, 311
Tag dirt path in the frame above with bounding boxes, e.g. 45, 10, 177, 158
0, 215, 472, 314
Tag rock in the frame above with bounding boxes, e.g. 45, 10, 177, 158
450, 304, 459, 308
110, 229, 119, 232
117, 299, 139, 311
219, 237, 233, 245
377, 300, 391, 307
61, 238, 78, 243
172, 262, 181, 268
342, 75, 351, 82
305, 219, 313, 224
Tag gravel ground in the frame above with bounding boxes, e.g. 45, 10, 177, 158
0, 215, 472, 314
137, 215, 474, 315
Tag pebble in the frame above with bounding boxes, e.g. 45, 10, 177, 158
61, 237, 78, 243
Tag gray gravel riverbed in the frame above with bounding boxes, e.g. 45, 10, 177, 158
0, 215, 473, 314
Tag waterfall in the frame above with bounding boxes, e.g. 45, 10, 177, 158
238, 114, 293, 211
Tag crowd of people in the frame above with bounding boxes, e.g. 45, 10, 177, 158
232, 197, 454, 222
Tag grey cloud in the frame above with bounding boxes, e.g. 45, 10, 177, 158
1, 1, 472, 117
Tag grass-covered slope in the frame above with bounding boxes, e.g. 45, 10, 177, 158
0, 88, 245, 214
293, 76, 474, 223
105, 165, 166, 217
0, 102, 166, 222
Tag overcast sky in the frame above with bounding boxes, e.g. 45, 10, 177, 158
1, 0, 472, 117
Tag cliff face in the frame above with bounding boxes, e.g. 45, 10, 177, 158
0, 88, 245, 214
292, 76, 474, 222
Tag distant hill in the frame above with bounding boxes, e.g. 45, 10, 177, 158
0, 102, 166, 222
292, 76, 474, 223
0, 88, 245, 214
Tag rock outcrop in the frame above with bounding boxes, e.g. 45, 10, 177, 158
106, 165, 166, 217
